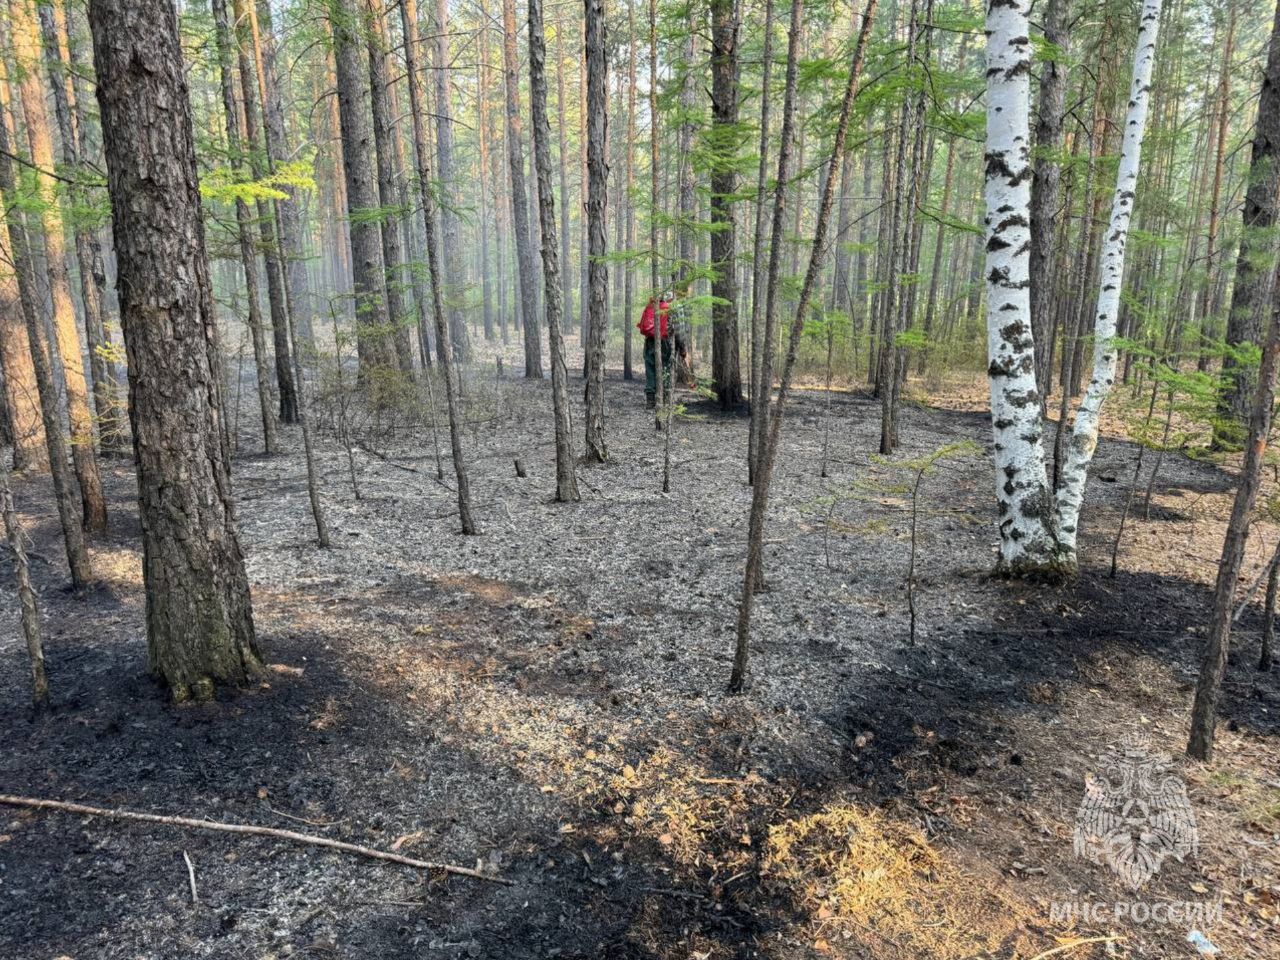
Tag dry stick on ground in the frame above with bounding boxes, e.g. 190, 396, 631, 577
1027, 936, 1123, 960
729, 0, 878, 693
0, 795, 511, 884
182, 850, 199, 905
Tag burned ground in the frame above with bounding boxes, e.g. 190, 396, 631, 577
1, 368, 1277, 959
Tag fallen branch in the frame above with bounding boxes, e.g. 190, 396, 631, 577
1235, 541, 1280, 622
182, 850, 199, 904
1027, 936, 1122, 960
0, 794, 509, 885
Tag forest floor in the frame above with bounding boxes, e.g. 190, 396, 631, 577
1, 353, 1279, 959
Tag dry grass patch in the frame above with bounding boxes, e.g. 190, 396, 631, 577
763, 803, 1045, 958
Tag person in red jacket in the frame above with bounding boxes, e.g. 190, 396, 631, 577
639, 292, 672, 408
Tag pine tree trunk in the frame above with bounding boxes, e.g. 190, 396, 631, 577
401, 0, 478, 534
554, 17, 573, 338
1054, 0, 1162, 564
0, 89, 90, 583
11, 0, 107, 534
623, 0, 637, 382
502, 0, 543, 378
831, 144, 855, 315
0, 215, 44, 472
753, 0, 804, 481
434, 0, 470, 362
330, 0, 395, 377
252, 0, 315, 350
982, 0, 1061, 575
582, 0, 610, 463
676, 4, 699, 379
731, 0, 877, 692
1029, 0, 1069, 396
529, 0, 580, 502
495, 30, 511, 347
89, 0, 261, 699
879, 0, 926, 456
212, 0, 278, 455
1188, 265, 1280, 760
1197, 0, 1236, 376
37, 0, 124, 456
1221, 2, 1280, 425
579, 14, 590, 348
708, 0, 743, 412
231, 0, 297, 424
747, 0, 773, 481
366, 0, 415, 377
478, 6, 497, 342
919, 137, 957, 374
0, 444, 47, 708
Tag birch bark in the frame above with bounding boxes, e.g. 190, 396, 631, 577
1053, 0, 1162, 561
983, 0, 1059, 574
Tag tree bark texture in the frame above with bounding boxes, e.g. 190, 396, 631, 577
1054, 0, 1162, 563
582, 0, 610, 463
89, 0, 261, 698
982, 0, 1060, 574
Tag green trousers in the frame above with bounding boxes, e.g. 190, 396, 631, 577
643, 336, 673, 399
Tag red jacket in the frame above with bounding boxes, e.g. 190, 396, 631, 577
638, 299, 670, 339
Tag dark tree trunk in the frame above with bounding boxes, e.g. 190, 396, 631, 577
212, 0, 278, 454
477, 8, 496, 342
582, 0, 609, 463
709, 0, 744, 411
1189, 262, 1280, 760
554, 16, 573, 338
1029, 0, 1069, 398
366, 0, 415, 377
232, 0, 297, 424
529, 0, 580, 501
753, 0, 804, 480
919, 136, 956, 374
89, 0, 261, 699
1221, 2, 1280, 425
1, 441, 48, 707
37, 0, 124, 455
433, 0, 470, 362
747, 0, 776, 480
401, 0, 478, 534
0, 92, 90, 583
579, 12, 590, 350
11, 0, 107, 533
330, 0, 395, 376
731, 0, 877, 692
675, 3, 699, 387
623, 1, 636, 381
0, 211, 44, 472
253, 0, 315, 349
502, 0, 543, 378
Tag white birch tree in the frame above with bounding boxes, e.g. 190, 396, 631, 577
1053, 0, 1163, 561
983, 0, 1162, 574
982, 0, 1060, 575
